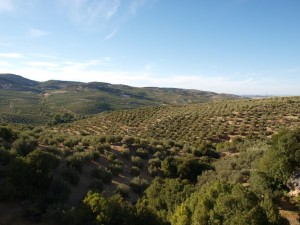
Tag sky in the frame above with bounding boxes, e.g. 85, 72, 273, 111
0, 0, 299, 95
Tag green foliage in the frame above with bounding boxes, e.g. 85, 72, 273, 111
66, 152, 91, 172
115, 184, 130, 198
258, 129, 300, 189
161, 156, 178, 178
0, 76, 236, 126
91, 166, 113, 184
50, 113, 75, 125
148, 158, 161, 176
12, 135, 38, 156
130, 166, 141, 176
161, 156, 211, 181
136, 148, 149, 159
130, 176, 149, 194
64, 97, 300, 146
0, 126, 15, 142
7, 149, 59, 199
171, 182, 282, 225
138, 178, 194, 223
82, 191, 137, 225
63, 136, 81, 148
108, 163, 123, 175
131, 155, 144, 169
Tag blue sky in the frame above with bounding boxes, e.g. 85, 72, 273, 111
0, 0, 299, 95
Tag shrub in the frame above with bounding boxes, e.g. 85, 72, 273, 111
135, 148, 149, 159
131, 156, 143, 169
129, 176, 149, 194
109, 164, 123, 176
148, 158, 161, 176
120, 148, 130, 159
130, 166, 141, 176
115, 184, 130, 198
13, 136, 38, 156
91, 166, 112, 184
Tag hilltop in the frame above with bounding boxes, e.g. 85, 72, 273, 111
0, 74, 240, 125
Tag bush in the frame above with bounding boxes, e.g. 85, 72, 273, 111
130, 166, 141, 176
129, 176, 149, 194
148, 158, 161, 176
115, 184, 130, 198
131, 156, 143, 169
120, 148, 130, 159
63, 137, 81, 148
91, 166, 112, 184
66, 155, 85, 172
13, 136, 38, 156
106, 152, 117, 162
135, 148, 149, 159
109, 164, 123, 176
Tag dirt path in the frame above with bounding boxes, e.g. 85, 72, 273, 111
279, 198, 300, 225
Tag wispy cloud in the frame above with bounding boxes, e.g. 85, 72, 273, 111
104, 29, 118, 40
24, 61, 59, 67
0, 52, 23, 58
28, 28, 50, 38
130, 0, 157, 15
285, 68, 299, 73
60, 0, 121, 25
0, 0, 14, 12
63, 58, 111, 70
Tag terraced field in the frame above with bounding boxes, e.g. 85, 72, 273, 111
62, 96, 300, 145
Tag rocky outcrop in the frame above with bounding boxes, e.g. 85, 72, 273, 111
288, 172, 300, 197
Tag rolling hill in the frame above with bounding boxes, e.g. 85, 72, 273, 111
0, 74, 240, 125
62, 96, 300, 145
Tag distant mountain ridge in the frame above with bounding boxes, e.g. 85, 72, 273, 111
0, 73, 241, 125
0, 73, 237, 98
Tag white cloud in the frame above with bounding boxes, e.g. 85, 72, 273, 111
62, 58, 111, 70
0, 61, 11, 66
28, 28, 50, 38
0, 0, 14, 12
144, 62, 156, 71
1, 62, 299, 95
24, 61, 59, 67
130, 0, 157, 15
104, 29, 118, 40
60, 0, 121, 24
0, 53, 23, 58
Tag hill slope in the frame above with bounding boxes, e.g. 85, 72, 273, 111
0, 74, 240, 125
62, 96, 300, 145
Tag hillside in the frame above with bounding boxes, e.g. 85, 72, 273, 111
0, 74, 240, 125
62, 96, 300, 145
